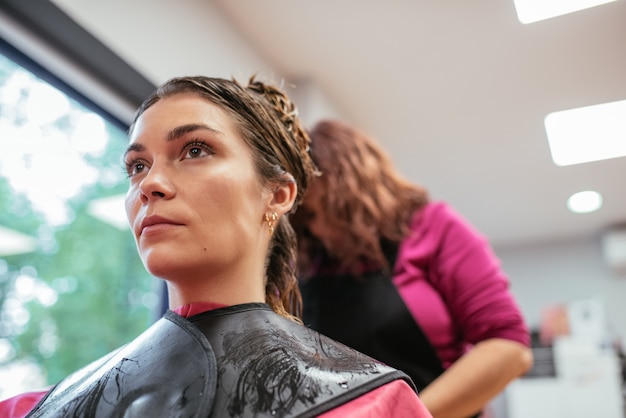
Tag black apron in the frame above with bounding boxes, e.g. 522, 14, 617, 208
300, 245, 445, 392
27, 303, 414, 418
300, 270, 446, 392
300, 246, 483, 418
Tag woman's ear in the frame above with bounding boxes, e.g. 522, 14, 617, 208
267, 174, 297, 217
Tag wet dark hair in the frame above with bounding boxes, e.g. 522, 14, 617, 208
129, 75, 319, 321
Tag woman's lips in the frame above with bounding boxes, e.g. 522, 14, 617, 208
139, 215, 183, 236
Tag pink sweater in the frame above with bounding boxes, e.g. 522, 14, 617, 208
394, 201, 529, 368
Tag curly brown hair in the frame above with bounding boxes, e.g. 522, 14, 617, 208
129, 75, 319, 322
290, 119, 429, 276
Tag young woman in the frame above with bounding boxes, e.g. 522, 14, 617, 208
0, 77, 431, 417
291, 119, 534, 418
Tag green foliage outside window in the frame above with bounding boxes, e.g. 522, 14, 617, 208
0, 52, 156, 398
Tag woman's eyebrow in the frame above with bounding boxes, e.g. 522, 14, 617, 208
167, 123, 221, 142
124, 142, 144, 157
124, 123, 222, 157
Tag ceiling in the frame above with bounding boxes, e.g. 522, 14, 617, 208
53, 0, 626, 249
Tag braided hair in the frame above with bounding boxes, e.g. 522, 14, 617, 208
129, 75, 319, 321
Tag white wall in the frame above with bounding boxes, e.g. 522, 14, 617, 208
49, 0, 342, 126
496, 235, 626, 347
51, 0, 272, 85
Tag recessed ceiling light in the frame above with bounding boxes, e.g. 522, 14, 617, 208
513, 0, 618, 24
545, 99, 626, 166
567, 190, 603, 214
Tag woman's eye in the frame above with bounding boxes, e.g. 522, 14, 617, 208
183, 141, 213, 160
125, 161, 146, 178
187, 146, 206, 158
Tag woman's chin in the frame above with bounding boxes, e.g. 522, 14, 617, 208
141, 253, 181, 279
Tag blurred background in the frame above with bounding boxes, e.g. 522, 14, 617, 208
0, 1, 625, 416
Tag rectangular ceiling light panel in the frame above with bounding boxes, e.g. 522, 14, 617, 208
545, 99, 626, 166
514, 0, 618, 24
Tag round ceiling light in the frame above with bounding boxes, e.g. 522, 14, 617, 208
567, 190, 603, 214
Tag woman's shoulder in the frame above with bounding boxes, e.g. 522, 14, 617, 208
412, 200, 482, 237
408, 200, 467, 235
318, 380, 432, 418
415, 200, 463, 221
0, 389, 49, 418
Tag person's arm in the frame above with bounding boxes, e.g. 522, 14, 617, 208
417, 338, 532, 418
399, 202, 533, 417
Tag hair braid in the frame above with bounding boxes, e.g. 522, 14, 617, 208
239, 76, 319, 321
243, 76, 320, 209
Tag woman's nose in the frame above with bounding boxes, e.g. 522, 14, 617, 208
139, 165, 175, 202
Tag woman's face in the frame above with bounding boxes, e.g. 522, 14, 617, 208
124, 93, 272, 280
300, 180, 347, 256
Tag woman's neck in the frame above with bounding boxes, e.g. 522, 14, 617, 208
165, 276, 265, 309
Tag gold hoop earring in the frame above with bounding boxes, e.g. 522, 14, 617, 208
265, 212, 278, 235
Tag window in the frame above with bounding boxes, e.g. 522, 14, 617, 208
0, 45, 157, 400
